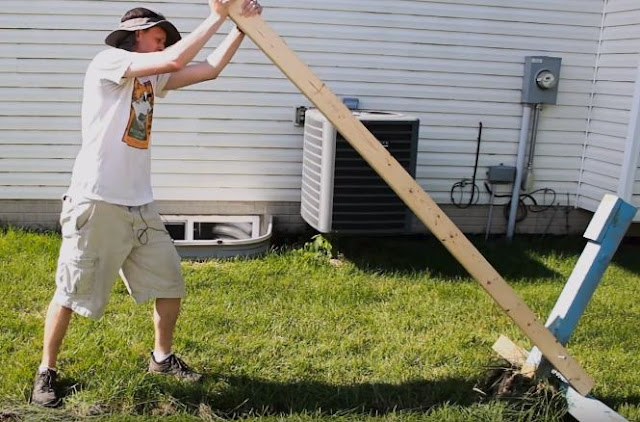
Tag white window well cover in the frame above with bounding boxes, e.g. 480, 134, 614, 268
161, 214, 273, 259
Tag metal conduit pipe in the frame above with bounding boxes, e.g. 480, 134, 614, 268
523, 103, 542, 191
507, 104, 534, 240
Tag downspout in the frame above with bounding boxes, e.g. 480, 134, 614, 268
618, 60, 640, 202
577, 0, 608, 208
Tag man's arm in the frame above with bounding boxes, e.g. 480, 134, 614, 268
123, 11, 228, 78
162, 27, 245, 90
123, 0, 260, 80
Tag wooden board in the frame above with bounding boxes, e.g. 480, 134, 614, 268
492, 335, 529, 367
228, 3, 594, 396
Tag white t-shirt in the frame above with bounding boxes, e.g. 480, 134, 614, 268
67, 48, 171, 206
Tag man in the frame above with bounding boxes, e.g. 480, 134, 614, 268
31, 0, 262, 407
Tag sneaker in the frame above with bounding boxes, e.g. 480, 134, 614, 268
31, 369, 61, 408
148, 353, 202, 382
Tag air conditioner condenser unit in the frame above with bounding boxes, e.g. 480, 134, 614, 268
301, 109, 419, 233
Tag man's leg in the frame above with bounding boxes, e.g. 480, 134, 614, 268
123, 203, 199, 380
149, 296, 200, 381
32, 198, 134, 407
153, 297, 181, 355
41, 301, 74, 368
32, 301, 73, 407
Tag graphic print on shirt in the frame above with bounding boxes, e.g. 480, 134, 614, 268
123, 78, 154, 149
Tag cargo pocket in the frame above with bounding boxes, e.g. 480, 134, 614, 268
56, 255, 97, 296
61, 199, 96, 238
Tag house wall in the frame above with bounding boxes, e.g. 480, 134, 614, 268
577, 0, 640, 220
0, 0, 606, 234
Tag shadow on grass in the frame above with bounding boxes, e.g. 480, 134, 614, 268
151, 373, 640, 419
39, 376, 85, 408
613, 238, 640, 274
333, 234, 585, 281
599, 393, 640, 411
159, 374, 480, 417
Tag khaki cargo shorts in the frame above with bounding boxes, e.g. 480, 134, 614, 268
53, 196, 185, 319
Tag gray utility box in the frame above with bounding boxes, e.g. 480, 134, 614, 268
487, 165, 516, 184
522, 56, 562, 104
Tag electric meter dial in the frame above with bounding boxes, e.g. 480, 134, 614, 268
536, 70, 557, 90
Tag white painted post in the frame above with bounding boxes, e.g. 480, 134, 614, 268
526, 195, 637, 366
525, 194, 637, 422
562, 381, 628, 422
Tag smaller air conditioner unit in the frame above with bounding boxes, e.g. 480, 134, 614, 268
301, 108, 419, 233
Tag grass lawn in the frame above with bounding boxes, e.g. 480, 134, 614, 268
0, 227, 638, 421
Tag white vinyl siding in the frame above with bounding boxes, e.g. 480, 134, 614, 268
577, 0, 640, 215
0, 0, 612, 217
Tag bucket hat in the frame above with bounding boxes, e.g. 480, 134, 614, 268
105, 9, 181, 48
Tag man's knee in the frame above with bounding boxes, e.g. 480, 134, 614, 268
48, 301, 73, 316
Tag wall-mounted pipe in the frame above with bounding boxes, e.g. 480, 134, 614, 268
507, 104, 534, 240
523, 103, 542, 192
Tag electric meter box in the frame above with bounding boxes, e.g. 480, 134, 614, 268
522, 56, 562, 104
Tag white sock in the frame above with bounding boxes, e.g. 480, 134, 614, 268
38, 365, 56, 373
153, 351, 172, 362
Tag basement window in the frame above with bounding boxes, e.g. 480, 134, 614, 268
160, 215, 272, 259
162, 215, 260, 242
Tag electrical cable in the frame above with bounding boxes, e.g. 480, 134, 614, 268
484, 183, 557, 222
136, 207, 170, 245
448, 120, 558, 225
451, 122, 483, 208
